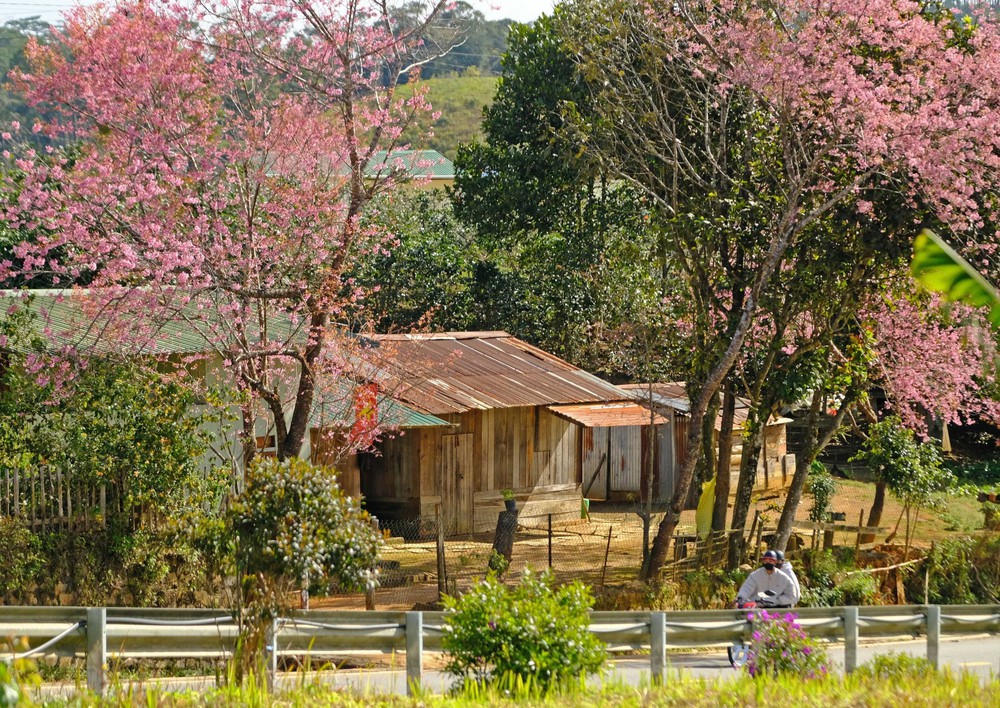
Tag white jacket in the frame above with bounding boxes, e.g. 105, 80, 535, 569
737, 566, 797, 607
778, 562, 801, 606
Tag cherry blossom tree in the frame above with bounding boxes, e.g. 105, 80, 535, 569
564, 0, 1000, 577
0, 0, 449, 467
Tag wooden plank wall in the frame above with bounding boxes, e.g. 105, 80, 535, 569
360, 406, 584, 531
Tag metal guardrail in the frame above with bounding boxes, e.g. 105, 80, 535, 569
1, 605, 998, 696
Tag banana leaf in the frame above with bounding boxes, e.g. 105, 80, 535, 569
911, 228, 1000, 328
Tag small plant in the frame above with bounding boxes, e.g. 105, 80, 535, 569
0, 639, 41, 707
853, 652, 934, 681
442, 569, 605, 691
501, 488, 516, 501
486, 549, 509, 576
806, 461, 837, 523
744, 610, 830, 679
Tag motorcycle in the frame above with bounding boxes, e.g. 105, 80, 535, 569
727, 591, 780, 668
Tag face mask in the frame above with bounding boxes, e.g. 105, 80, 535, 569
762, 564, 776, 572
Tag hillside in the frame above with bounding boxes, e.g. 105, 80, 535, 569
398, 75, 499, 160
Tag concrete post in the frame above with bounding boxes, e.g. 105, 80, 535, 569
650, 612, 667, 684
844, 606, 859, 674
86, 607, 107, 696
406, 611, 423, 696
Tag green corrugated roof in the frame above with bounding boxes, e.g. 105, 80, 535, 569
0, 288, 305, 356
366, 149, 455, 179
2, 289, 451, 429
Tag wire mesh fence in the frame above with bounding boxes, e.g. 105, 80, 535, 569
312, 477, 912, 611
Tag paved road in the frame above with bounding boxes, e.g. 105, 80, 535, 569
284, 634, 1000, 695
33, 635, 1000, 699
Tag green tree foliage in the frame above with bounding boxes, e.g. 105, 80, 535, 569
442, 569, 605, 691
359, 191, 482, 332
0, 306, 210, 529
851, 417, 954, 549
230, 457, 381, 603
451, 13, 665, 373
391, 1, 511, 79
0, 18, 51, 146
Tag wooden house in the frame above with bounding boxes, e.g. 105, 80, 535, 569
619, 383, 795, 500
353, 332, 630, 533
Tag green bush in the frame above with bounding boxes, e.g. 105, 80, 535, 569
0, 518, 42, 595
838, 573, 879, 606
806, 461, 837, 523
745, 610, 830, 679
231, 457, 382, 607
914, 533, 1000, 604
442, 569, 605, 691
853, 652, 934, 681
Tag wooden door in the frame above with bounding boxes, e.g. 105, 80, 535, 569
442, 433, 474, 534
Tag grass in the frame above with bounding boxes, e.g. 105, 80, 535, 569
29, 669, 1000, 707
397, 75, 499, 159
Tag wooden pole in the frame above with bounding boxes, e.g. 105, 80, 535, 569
854, 509, 864, 563
366, 518, 379, 611
436, 504, 447, 601
600, 526, 613, 586
547, 514, 553, 569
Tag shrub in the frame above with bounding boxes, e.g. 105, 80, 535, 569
853, 652, 934, 681
806, 461, 837, 523
231, 457, 382, 608
442, 569, 605, 691
745, 610, 830, 679
0, 518, 42, 595
838, 573, 879, 606
914, 533, 1000, 604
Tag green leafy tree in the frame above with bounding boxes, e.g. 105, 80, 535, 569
452, 12, 662, 372
1, 305, 211, 530
851, 417, 953, 552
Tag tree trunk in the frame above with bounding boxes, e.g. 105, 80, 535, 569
712, 383, 736, 534
863, 481, 887, 544
773, 385, 858, 550
727, 419, 764, 568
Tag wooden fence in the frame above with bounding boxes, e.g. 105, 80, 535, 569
0, 467, 105, 531
3, 604, 998, 697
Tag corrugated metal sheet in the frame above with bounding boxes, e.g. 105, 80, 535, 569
620, 382, 790, 430
0, 289, 307, 356
548, 402, 669, 428
367, 150, 455, 179
370, 332, 629, 415
311, 383, 453, 429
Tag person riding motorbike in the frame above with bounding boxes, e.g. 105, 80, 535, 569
735, 550, 798, 608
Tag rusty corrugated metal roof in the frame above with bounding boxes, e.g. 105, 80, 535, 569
620, 383, 790, 429
368, 332, 628, 415
547, 401, 669, 428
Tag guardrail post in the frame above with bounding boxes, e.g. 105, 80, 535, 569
843, 606, 858, 674
650, 612, 667, 684
406, 611, 423, 695
926, 605, 940, 669
264, 618, 279, 692
86, 607, 107, 696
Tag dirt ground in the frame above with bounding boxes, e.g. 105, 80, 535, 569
309, 478, 989, 611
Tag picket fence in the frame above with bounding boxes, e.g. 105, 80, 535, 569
0, 467, 105, 530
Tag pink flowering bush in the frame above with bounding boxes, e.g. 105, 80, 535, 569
745, 610, 830, 679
